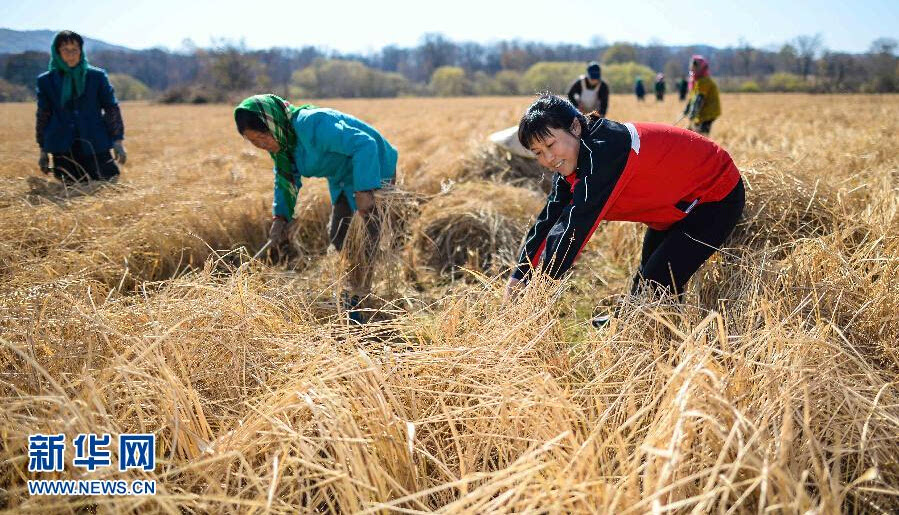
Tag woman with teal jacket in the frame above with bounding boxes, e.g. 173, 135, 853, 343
234, 94, 397, 322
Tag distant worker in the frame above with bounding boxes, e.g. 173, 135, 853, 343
683, 55, 721, 135
677, 76, 688, 101
566, 61, 609, 117
36, 30, 126, 183
654, 73, 666, 101
634, 77, 646, 101
234, 94, 397, 324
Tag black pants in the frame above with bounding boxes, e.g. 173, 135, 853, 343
631, 179, 745, 297
53, 147, 119, 183
690, 120, 715, 135
328, 178, 395, 251
328, 192, 383, 297
328, 193, 377, 251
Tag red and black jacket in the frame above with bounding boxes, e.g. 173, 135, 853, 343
512, 119, 741, 281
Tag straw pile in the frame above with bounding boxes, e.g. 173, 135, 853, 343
461, 143, 553, 193
3, 266, 897, 512
406, 182, 543, 282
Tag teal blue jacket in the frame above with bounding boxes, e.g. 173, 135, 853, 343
273, 108, 397, 220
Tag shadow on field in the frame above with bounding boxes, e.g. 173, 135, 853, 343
24, 175, 121, 205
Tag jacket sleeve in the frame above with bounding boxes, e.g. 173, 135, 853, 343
35, 107, 51, 148
35, 76, 51, 148
272, 167, 302, 220
567, 78, 582, 106
683, 87, 694, 114
98, 71, 124, 141
537, 142, 619, 279
512, 173, 573, 281
598, 82, 609, 117
310, 112, 382, 192
689, 94, 705, 120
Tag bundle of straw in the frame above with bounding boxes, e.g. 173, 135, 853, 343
406, 182, 544, 282
461, 144, 554, 194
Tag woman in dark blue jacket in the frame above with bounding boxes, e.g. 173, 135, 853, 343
634, 77, 646, 101
35, 30, 126, 183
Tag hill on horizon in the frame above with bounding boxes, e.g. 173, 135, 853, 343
0, 28, 134, 54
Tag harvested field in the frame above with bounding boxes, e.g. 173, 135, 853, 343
1, 94, 898, 513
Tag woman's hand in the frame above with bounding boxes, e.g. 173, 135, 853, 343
269, 216, 289, 245
354, 190, 375, 215
112, 140, 127, 165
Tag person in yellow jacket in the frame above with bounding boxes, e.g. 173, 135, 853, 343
683, 55, 721, 135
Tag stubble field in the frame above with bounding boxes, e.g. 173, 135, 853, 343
1, 94, 898, 513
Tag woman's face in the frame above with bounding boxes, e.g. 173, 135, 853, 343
58, 41, 82, 67
243, 129, 280, 153
527, 122, 581, 176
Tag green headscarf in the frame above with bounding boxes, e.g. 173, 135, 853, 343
49, 42, 89, 106
234, 94, 315, 215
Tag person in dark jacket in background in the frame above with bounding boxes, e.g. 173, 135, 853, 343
566, 61, 609, 117
654, 73, 666, 101
506, 94, 744, 323
634, 77, 646, 101
36, 30, 126, 183
677, 76, 689, 101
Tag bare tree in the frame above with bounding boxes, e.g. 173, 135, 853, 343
418, 33, 457, 82
736, 38, 754, 76
208, 40, 267, 92
777, 44, 799, 74
868, 37, 898, 92
642, 40, 668, 72
794, 34, 823, 79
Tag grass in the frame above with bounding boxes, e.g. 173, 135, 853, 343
0, 94, 898, 513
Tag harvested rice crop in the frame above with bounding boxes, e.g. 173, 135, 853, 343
1, 94, 897, 513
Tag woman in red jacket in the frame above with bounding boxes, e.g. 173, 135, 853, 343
507, 94, 744, 312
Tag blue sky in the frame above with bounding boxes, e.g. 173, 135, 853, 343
2, 0, 896, 53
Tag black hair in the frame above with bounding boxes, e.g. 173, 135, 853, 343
517, 92, 590, 149
234, 108, 269, 135
53, 30, 84, 52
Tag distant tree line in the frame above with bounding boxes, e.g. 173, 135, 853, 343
1, 33, 896, 102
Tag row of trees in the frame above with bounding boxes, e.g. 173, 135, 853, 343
283, 59, 663, 99
1, 34, 896, 102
